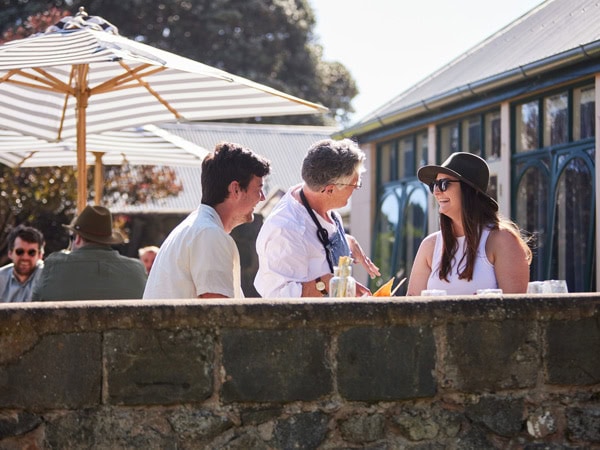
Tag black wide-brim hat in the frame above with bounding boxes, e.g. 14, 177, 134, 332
417, 152, 498, 211
63, 205, 125, 245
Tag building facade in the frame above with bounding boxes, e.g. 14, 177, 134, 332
339, 0, 599, 293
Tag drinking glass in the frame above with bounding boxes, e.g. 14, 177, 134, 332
527, 281, 545, 294
543, 280, 568, 293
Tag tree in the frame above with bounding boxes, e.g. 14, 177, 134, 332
0, 0, 357, 126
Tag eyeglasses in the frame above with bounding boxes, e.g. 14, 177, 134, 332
429, 178, 461, 193
335, 180, 362, 190
14, 248, 38, 257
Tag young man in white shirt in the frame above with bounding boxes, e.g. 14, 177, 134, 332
144, 142, 270, 299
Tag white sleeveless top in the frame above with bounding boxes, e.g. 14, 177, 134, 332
427, 228, 498, 295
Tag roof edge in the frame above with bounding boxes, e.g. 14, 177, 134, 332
336, 39, 600, 139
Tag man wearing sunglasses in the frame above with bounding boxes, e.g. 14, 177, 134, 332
0, 225, 45, 302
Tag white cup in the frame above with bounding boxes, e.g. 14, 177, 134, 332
543, 280, 568, 293
421, 289, 447, 296
527, 281, 545, 294
476, 288, 503, 296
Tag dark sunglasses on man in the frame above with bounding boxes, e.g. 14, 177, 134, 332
14, 248, 38, 257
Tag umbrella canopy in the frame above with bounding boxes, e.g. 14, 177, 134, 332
0, 8, 327, 211
0, 125, 208, 204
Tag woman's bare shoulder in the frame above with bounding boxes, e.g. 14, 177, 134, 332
487, 227, 526, 254
418, 232, 439, 253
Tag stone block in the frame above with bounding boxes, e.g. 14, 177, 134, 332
444, 320, 538, 392
104, 329, 214, 405
465, 396, 524, 437
0, 332, 101, 409
337, 326, 436, 401
44, 407, 176, 449
0, 411, 42, 439
273, 412, 329, 450
546, 318, 600, 385
566, 406, 600, 442
339, 413, 385, 443
168, 408, 233, 441
221, 329, 331, 403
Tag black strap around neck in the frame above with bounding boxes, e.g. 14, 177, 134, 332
299, 189, 334, 273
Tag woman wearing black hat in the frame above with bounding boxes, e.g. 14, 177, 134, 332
407, 152, 532, 295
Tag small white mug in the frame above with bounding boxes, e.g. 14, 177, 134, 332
421, 289, 447, 296
476, 288, 503, 296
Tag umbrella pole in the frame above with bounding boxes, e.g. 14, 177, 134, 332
94, 152, 103, 205
76, 64, 89, 213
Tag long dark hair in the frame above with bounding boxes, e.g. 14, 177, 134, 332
438, 183, 531, 281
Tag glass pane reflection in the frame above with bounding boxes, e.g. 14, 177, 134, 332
372, 189, 401, 288
516, 166, 548, 281
551, 157, 592, 292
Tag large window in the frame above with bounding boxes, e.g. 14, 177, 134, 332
376, 130, 428, 185
398, 137, 414, 179
439, 122, 459, 161
513, 83, 596, 291
373, 130, 429, 294
372, 182, 428, 295
416, 132, 428, 169
378, 141, 396, 184
551, 157, 593, 290
484, 111, 501, 160
516, 100, 540, 152
544, 92, 568, 146
462, 116, 482, 154
438, 110, 500, 160
516, 85, 595, 152
515, 163, 549, 282
574, 85, 595, 140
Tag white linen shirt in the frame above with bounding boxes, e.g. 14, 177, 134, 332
143, 205, 242, 299
254, 185, 341, 298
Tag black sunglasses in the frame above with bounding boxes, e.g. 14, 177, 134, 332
429, 178, 461, 193
14, 248, 38, 257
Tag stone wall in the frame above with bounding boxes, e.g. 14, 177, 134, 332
0, 294, 599, 449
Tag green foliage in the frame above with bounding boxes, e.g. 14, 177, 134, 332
103, 165, 184, 206
0, 165, 77, 263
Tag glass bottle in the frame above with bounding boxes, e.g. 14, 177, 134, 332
329, 255, 356, 297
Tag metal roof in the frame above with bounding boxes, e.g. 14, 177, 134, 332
112, 122, 338, 214
340, 0, 600, 138
160, 122, 339, 198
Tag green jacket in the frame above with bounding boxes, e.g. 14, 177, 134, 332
31, 244, 147, 301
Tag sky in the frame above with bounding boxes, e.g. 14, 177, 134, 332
310, 0, 546, 124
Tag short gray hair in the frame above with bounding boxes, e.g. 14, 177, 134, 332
301, 139, 366, 191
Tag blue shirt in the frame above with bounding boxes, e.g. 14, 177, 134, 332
0, 260, 44, 302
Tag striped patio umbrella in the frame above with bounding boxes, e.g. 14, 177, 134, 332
0, 8, 327, 211
0, 125, 208, 205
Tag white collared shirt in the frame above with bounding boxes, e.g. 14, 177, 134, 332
143, 205, 242, 299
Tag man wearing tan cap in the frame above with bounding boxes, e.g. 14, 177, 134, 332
31, 205, 147, 301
